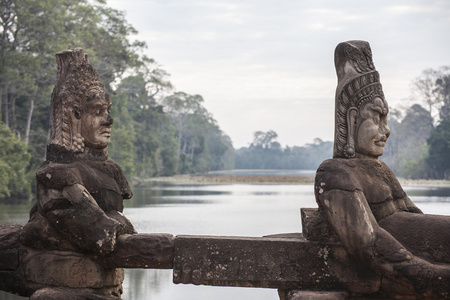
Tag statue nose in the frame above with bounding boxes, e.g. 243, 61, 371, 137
104, 114, 114, 125
383, 124, 390, 138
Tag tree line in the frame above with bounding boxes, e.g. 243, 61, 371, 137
382, 66, 450, 179
1, 0, 449, 201
235, 67, 450, 180
235, 131, 333, 170
0, 0, 233, 200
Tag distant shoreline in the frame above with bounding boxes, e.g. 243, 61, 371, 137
135, 175, 450, 187
136, 175, 315, 185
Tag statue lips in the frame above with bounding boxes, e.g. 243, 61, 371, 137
374, 136, 387, 148
374, 140, 386, 147
100, 127, 111, 139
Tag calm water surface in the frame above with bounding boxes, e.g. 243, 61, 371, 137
1, 183, 449, 300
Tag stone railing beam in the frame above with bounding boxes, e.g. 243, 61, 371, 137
172, 233, 380, 294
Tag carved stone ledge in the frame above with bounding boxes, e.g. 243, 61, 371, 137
301, 208, 340, 244
173, 234, 380, 293
278, 289, 349, 300
98, 233, 174, 269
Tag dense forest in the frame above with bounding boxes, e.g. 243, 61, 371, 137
1, 0, 449, 201
235, 131, 333, 170
382, 66, 450, 179
235, 67, 450, 180
0, 0, 233, 199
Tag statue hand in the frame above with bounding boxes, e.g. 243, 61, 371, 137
373, 228, 413, 263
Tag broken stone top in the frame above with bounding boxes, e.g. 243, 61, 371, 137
49, 48, 111, 157
333, 40, 387, 159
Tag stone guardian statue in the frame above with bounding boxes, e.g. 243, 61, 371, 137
20, 48, 137, 299
314, 40, 450, 298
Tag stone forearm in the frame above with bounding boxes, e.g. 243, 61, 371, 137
318, 190, 412, 267
39, 184, 122, 255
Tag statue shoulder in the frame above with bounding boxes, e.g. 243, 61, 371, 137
315, 158, 363, 194
98, 159, 133, 199
36, 162, 83, 189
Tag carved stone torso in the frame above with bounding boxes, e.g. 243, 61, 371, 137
21, 146, 136, 253
315, 158, 410, 221
36, 159, 131, 213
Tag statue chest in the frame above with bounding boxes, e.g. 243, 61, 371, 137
37, 160, 131, 212
361, 173, 409, 220
78, 166, 124, 212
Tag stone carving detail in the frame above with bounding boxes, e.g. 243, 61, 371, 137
20, 48, 136, 299
333, 41, 386, 159
0, 48, 173, 299
315, 40, 450, 298
50, 49, 109, 153
1, 43, 448, 300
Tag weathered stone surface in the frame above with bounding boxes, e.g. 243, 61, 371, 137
309, 40, 450, 298
301, 208, 339, 244
13, 48, 134, 299
0, 271, 29, 296
279, 290, 349, 300
30, 287, 121, 300
99, 233, 174, 269
22, 247, 123, 289
379, 212, 450, 263
2, 42, 450, 300
0, 249, 19, 270
0, 224, 21, 249
0, 225, 21, 271
173, 235, 380, 293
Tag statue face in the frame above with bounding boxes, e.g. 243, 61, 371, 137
80, 93, 113, 149
355, 97, 390, 159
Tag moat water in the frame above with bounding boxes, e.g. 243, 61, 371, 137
1, 181, 449, 300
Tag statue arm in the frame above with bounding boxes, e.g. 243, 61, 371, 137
318, 189, 413, 265
37, 182, 123, 255
319, 189, 450, 295
404, 196, 423, 214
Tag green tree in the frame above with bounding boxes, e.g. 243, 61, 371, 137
411, 66, 450, 123
162, 92, 207, 173
162, 92, 233, 174
0, 0, 148, 173
251, 130, 281, 150
111, 72, 176, 178
1, 0, 234, 184
382, 104, 433, 178
427, 118, 450, 179
235, 133, 332, 170
108, 90, 137, 181
0, 121, 30, 198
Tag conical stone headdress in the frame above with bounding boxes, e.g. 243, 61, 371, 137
333, 40, 385, 158
49, 48, 107, 152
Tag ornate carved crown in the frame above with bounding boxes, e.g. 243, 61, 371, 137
333, 41, 385, 158
49, 48, 107, 152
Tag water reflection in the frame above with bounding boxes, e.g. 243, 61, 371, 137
0, 201, 34, 225
127, 183, 231, 207
1, 183, 450, 300
405, 186, 450, 198
206, 169, 316, 177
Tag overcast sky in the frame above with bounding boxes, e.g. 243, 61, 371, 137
108, 0, 449, 148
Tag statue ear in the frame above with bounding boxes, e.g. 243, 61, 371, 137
73, 106, 81, 119
345, 107, 358, 158
69, 105, 84, 152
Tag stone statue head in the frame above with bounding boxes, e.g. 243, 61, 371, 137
333, 40, 390, 159
49, 48, 113, 154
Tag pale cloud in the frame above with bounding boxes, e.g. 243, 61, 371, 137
387, 4, 438, 14
108, 0, 450, 148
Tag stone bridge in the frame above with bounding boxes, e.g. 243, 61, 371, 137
1, 209, 382, 300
